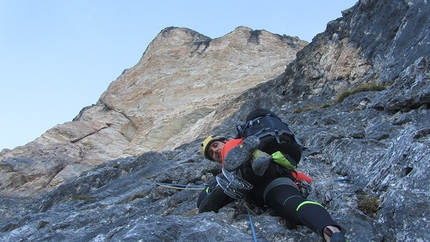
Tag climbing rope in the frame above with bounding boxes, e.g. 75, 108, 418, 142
334, 177, 351, 183
247, 209, 258, 242
244, 202, 257, 216
244, 202, 258, 242
155, 182, 206, 190
156, 182, 258, 241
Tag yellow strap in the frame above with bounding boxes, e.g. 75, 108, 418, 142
244, 202, 257, 216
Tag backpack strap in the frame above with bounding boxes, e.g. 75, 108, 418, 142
236, 117, 263, 137
236, 113, 281, 138
255, 129, 295, 144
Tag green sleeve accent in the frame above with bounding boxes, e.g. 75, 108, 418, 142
296, 201, 323, 211
271, 151, 297, 170
282, 195, 303, 206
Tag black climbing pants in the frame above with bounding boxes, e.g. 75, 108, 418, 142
264, 184, 340, 237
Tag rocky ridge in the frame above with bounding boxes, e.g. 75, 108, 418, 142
1, 0, 430, 241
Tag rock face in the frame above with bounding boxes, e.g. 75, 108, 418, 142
0, 26, 307, 198
1, 0, 430, 241
97, 26, 305, 153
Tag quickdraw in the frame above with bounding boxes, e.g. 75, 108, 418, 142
216, 168, 253, 199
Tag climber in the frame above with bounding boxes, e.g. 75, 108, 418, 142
197, 135, 348, 242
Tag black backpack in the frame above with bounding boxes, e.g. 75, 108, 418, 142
236, 108, 303, 165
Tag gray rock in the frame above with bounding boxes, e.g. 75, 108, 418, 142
1, 0, 430, 241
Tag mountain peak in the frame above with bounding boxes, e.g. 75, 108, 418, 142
0, 26, 307, 197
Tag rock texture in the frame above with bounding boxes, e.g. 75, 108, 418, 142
97, 26, 305, 153
0, 26, 307, 198
1, 0, 430, 241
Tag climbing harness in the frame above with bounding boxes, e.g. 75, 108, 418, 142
216, 168, 253, 199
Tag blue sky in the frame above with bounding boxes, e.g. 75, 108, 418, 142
0, 0, 357, 150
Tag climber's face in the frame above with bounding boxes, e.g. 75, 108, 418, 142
207, 141, 225, 163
